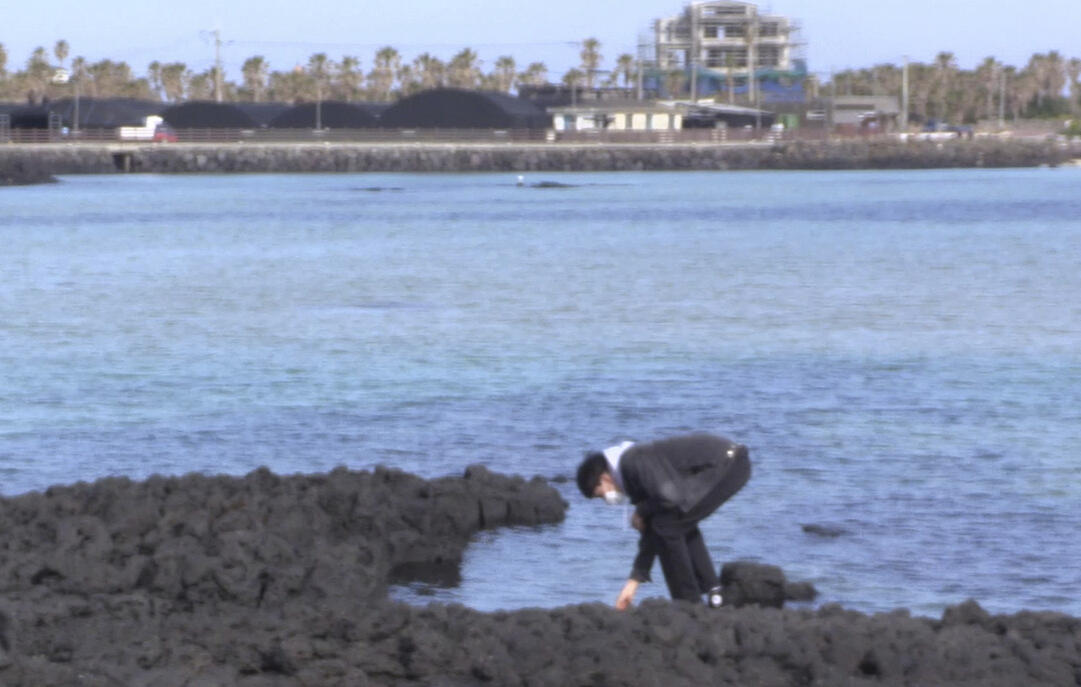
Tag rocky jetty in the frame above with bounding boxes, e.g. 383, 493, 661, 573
0, 154, 56, 186
2, 466, 1079, 686
0, 138, 1072, 178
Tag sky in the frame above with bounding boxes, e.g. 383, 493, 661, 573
3, 0, 1079, 81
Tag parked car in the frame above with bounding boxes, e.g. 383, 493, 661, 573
153, 123, 178, 143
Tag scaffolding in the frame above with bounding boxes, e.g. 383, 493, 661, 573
644, 1, 807, 103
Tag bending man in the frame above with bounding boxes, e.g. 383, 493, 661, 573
576, 433, 751, 609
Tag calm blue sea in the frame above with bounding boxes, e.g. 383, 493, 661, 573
2, 168, 1079, 617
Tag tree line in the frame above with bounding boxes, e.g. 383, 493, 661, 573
2, 39, 1079, 123
0, 39, 630, 105
822, 51, 1081, 123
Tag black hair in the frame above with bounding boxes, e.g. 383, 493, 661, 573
576, 451, 609, 499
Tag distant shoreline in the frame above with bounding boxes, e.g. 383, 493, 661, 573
1, 139, 1076, 180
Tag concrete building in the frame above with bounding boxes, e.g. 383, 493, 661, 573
548, 102, 682, 132
652, 1, 805, 101
825, 95, 902, 132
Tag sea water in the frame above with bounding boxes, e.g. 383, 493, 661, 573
1, 168, 1079, 616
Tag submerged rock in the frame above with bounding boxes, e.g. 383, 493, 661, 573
801, 522, 848, 538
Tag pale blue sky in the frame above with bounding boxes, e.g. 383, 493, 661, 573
4, 0, 1079, 80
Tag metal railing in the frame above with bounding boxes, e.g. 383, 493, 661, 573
1, 125, 1046, 146
2, 126, 789, 145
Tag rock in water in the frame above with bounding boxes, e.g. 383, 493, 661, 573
720, 560, 818, 607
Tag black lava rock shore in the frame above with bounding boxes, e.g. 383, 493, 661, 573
0, 153, 57, 186
2, 466, 1079, 686
0, 138, 1074, 178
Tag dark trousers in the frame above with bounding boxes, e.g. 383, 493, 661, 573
647, 447, 750, 602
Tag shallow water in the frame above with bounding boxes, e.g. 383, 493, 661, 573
2, 168, 1079, 616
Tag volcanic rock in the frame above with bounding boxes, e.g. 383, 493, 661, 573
2, 466, 1079, 686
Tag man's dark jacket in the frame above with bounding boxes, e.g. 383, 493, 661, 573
620, 433, 742, 519
618, 433, 748, 583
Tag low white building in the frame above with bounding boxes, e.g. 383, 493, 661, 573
828, 95, 902, 130
548, 103, 683, 132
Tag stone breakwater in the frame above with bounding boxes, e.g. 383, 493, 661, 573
2, 467, 1080, 686
0, 151, 57, 186
0, 138, 1072, 178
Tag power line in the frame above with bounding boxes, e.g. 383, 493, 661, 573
229, 39, 591, 50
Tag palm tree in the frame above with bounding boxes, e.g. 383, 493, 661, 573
188, 69, 215, 100
492, 56, 516, 93
518, 62, 547, 87
611, 53, 635, 89
307, 52, 333, 103
241, 56, 269, 102
269, 66, 307, 103
562, 68, 584, 91
932, 51, 957, 120
160, 62, 189, 102
905, 62, 934, 123
70, 56, 87, 92
1021, 52, 1068, 116
147, 61, 164, 100
579, 38, 602, 89
1006, 66, 1037, 121
870, 64, 900, 96
25, 47, 53, 103
1067, 58, 1081, 114
54, 40, 70, 69
337, 56, 363, 101
975, 57, 998, 121
369, 46, 400, 100
1038, 51, 1066, 112
448, 48, 480, 89
86, 59, 140, 98
0, 43, 8, 78
397, 64, 420, 95
412, 53, 446, 91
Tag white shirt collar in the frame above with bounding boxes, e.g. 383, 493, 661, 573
602, 441, 634, 491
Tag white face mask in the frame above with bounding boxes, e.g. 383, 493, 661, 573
603, 490, 628, 506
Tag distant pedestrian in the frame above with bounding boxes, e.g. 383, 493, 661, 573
576, 433, 750, 609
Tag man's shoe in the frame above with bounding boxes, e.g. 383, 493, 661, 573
707, 586, 723, 608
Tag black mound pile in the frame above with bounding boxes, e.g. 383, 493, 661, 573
379, 88, 550, 129
269, 102, 382, 129
2, 466, 1080, 686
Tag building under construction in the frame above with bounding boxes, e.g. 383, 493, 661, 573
649, 0, 807, 104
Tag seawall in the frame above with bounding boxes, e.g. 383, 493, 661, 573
0, 138, 1073, 178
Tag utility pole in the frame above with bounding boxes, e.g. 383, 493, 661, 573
751, 9, 761, 132
901, 56, 909, 131
636, 35, 646, 101
827, 67, 835, 139
998, 68, 1007, 128
213, 29, 224, 103
689, 5, 698, 101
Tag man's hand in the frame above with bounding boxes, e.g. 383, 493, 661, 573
630, 512, 645, 532
615, 579, 640, 610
